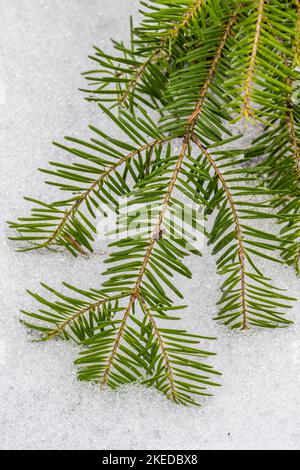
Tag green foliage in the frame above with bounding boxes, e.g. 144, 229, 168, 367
8, 0, 300, 405
225, 0, 297, 121
8, 108, 169, 255
244, 1, 300, 272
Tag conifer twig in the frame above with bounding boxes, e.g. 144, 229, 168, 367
25, 137, 169, 252
192, 136, 248, 330
100, 11, 239, 383
243, 0, 265, 118
118, 0, 205, 106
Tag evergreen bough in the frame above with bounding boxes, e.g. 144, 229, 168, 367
8, 0, 300, 405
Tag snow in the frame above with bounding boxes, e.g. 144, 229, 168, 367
0, 0, 300, 450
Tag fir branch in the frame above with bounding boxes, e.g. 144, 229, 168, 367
117, 48, 161, 106
243, 0, 265, 119
188, 10, 238, 123
36, 138, 167, 251
168, 0, 204, 39
89, 10, 242, 384
22, 284, 129, 342
246, 8, 300, 273
225, 0, 296, 121
8, 112, 171, 255
287, 85, 300, 178
56, 17, 237, 387
10, 0, 300, 406
295, 0, 300, 66
192, 137, 248, 329
45, 294, 126, 341
194, 138, 294, 328
100, 295, 136, 386
99, 144, 187, 385
83, 0, 207, 108
119, 0, 204, 105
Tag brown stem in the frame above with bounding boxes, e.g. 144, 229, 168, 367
287, 107, 300, 178
295, 244, 300, 274
243, 0, 265, 118
100, 294, 136, 385
47, 299, 109, 340
138, 295, 178, 402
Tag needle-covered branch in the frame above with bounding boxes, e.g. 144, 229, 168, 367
9, 0, 299, 406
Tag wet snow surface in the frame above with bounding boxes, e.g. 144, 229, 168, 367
0, 0, 300, 450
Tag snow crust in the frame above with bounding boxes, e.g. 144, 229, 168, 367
0, 0, 300, 450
